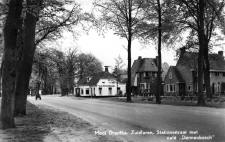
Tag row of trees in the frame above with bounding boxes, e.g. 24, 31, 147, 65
32, 48, 102, 96
93, 0, 225, 105
0, 0, 84, 129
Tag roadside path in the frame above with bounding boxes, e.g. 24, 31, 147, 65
29, 96, 225, 142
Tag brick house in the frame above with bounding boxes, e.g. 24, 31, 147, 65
164, 49, 225, 96
131, 56, 159, 95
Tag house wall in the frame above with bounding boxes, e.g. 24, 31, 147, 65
164, 67, 182, 96
164, 83, 180, 96
77, 85, 91, 96
136, 71, 157, 94
75, 79, 126, 97
96, 79, 126, 96
210, 72, 225, 94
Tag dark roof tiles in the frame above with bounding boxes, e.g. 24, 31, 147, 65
78, 71, 115, 86
131, 57, 158, 86
177, 52, 225, 71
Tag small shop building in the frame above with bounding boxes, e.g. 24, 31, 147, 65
74, 67, 126, 97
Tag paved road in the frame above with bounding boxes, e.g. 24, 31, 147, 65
29, 96, 225, 142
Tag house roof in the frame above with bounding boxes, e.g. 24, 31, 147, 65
89, 71, 115, 86
131, 57, 158, 86
175, 51, 225, 83
169, 66, 185, 83
138, 58, 158, 72
177, 51, 225, 71
209, 53, 225, 71
78, 71, 115, 86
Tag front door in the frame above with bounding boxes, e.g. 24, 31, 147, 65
179, 83, 185, 96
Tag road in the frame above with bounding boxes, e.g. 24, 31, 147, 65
28, 96, 225, 142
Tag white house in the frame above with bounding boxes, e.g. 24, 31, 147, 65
74, 67, 126, 96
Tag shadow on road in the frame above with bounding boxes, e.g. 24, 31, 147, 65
0, 102, 53, 142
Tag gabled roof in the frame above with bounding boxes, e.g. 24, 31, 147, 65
177, 51, 225, 71
175, 51, 225, 83
88, 71, 115, 86
131, 57, 158, 86
78, 71, 115, 86
167, 66, 185, 83
138, 58, 158, 72
209, 53, 225, 71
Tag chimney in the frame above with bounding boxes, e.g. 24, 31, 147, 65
104, 66, 109, 72
218, 51, 223, 57
138, 56, 142, 60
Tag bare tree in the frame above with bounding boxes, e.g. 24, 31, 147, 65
173, 0, 225, 105
14, 0, 82, 116
137, 0, 179, 104
113, 55, 125, 81
94, 0, 145, 102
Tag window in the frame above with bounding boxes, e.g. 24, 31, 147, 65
166, 84, 169, 92
99, 88, 102, 95
215, 72, 220, 76
145, 72, 149, 77
108, 87, 112, 95
188, 85, 192, 91
81, 89, 83, 94
140, 83, 145, 90
223, 73, 225, 77
86, 89, 89, 95
146, 83, 151, 89
167, 84, 175, 92
217, 82, 221, 93
170, 85, 173, 92
117, 87, 120, 94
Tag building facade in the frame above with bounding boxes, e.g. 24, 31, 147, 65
74, 67, 126, 97
131, 56, 159, 95
164, 49, 225, 96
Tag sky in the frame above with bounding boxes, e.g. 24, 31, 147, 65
57, 0, 179, 71
2, 0, 223, 70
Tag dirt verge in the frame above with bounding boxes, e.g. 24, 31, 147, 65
0, 102, 123, 142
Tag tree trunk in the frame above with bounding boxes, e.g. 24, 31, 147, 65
127, 35, 132, 102
156, 0, 162, 104
126, 0, 132, 102
1, 0, 23, 129
204, 42, 211, 99
197, 0, 206, 106
14, 0, 41, 116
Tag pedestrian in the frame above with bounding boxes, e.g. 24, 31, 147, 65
36, 90, 42, 100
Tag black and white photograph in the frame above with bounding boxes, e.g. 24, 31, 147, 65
0, 0, 225, 141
